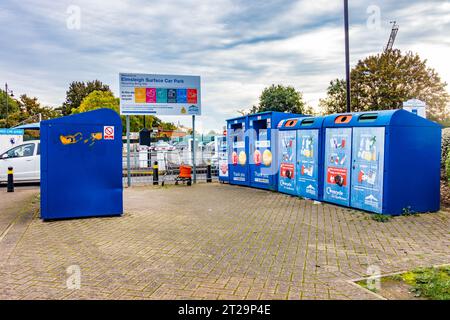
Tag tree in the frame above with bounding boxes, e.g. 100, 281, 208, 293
0, 90, 19, 128
61, 80, 110, 116
251, 84, 308, 114
17, 95, 61, 121
1, 93, 60, 128
73, 90, 176, 134
319, 79, 347, 114
319, 50, 450, 122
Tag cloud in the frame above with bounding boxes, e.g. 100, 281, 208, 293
0, 0, 449, 131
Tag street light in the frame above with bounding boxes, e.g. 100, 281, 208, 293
4, 83, 14, 128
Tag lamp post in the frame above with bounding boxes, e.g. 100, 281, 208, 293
4, 83, 14, 128
344, 0, 351, 113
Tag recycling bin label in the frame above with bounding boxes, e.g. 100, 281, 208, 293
350, 127, 385, 213
297, 129, 319, 199
323, 128, 352, 206
252, 129, 273, 184
218, 136, 229, 179
278, 130, 297, 194
230, 128, 247, 182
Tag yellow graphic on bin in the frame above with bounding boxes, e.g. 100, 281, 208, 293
84, 132, 103, 146
134, 88, 146, 103
61, 132, 103, 147
262, 149, 272, 166
181, 107, 187, 114
60, 132, 83, 145
238, 151, 247, 166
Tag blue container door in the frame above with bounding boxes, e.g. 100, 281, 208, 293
350, 127, 385, 213
278, 130, 297, 195
250, 120, 275, 189
218, 136, 229, 182
323, 128, 352, 206
229, 124, 248, 185
296, 129, 320, 199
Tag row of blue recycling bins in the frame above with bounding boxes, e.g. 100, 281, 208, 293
226, 110, 441, 215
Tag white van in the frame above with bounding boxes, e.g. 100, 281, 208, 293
0, 140, 40, 184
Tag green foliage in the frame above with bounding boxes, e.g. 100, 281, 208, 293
0, 93, 60, 128
0, 90, 20, 128
401, 206, 419, 216
72, 90, 176, 135
61, 80, 110, 116
319, 79, 348, 114
371, 214, 391, 222
251, 84, 309, 114
442, 128, 450, 168
446, 152, 450, 184
406, 267, 450, 300
319, 50, 450, 122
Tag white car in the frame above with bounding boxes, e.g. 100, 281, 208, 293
0, 140, 40, 184
154, 141, 175, 151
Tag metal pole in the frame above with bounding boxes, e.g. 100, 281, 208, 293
344, 0, 351, 113
5, 83, 8, 128
126, 115, 131, 187
192, 115, 196, 183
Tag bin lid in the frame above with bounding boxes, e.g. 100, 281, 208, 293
278, 116, 325, 130
322, 109, 441, 128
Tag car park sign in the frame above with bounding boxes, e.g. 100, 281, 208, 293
119, 73, 201, 116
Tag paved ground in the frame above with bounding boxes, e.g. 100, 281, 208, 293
0, 183, 449, 300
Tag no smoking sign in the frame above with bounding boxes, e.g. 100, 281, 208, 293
104, 126, 115, 140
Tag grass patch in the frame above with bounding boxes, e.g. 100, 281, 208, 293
388, 266, 450, 300
356, 280, 378, 293
371, 214, 391, 222
401, 206, 419, 216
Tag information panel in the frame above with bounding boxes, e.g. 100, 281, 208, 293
119, 73, 201, 116
230, 127, 247, 183
278, 130, 297, 194
323, 128, 352, 206
252, 129, 272, 184
217, 136, 229, 180
297, 129, 320, 199
350, 127, 385, 213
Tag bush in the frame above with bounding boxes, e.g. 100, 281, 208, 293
441, 128, 450, 168
446, 152, 450, 183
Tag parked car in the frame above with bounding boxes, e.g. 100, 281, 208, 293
154, 140, 175, 151
0, 140, 40, 184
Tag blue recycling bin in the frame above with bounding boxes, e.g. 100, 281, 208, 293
248, 111, 299, 191
322, 109, 441, 215
40, 109, 123, 220
278, 116, 325, 200
227, 116, 249, 186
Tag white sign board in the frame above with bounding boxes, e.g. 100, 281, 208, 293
403, 99, 426, 118
119, 73, 201, 116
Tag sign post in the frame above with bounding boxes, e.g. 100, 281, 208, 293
119, 73, 201, 185
192, 115, 196, 183
126, 115, 131, 187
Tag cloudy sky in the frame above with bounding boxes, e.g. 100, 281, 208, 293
1, 0, 449, 132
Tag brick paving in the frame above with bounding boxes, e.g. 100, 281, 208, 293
0, 183, 449, 300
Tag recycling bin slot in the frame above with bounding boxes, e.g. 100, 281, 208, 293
335, 115, 353, 124
253, 120, 267, 130
285, 119, 298, 127
358, 114, 378, 122
301, 119, 314, 126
